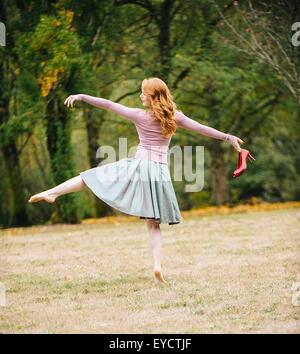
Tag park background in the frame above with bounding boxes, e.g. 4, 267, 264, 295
0, 0, 299, 227
0, 0, 299, 334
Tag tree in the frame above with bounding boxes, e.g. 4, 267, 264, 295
212, 0, 300, 104
0, 1, 31, 226
18, 5, 83, 223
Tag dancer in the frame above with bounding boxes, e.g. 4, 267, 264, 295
28, 77, 244, 284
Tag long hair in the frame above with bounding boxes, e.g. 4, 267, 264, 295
142, 77, 178, 138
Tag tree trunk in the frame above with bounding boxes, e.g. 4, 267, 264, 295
209, 142, 230, 206
1, 142, 30, 227
0, 48, 29, 227
85, 109, 111, 217
45, 96, 80, 223
157, 0, 174, 82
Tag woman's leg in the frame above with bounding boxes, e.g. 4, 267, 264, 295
28, 175, 86, 203
146, 219, 167, 284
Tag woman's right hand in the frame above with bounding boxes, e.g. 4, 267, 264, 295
228, 134, 245, 152
64, 94, 83, 108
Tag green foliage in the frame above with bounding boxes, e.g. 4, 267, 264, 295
1, 0, 300, 227
14, 4, 84, 224
17, 6, 81, 97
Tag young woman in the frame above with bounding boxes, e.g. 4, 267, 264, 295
28, 77, 244, 284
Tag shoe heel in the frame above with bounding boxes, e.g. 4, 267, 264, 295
247, 153, 255, 162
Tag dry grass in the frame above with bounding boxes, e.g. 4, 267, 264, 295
0, 205, 300, 334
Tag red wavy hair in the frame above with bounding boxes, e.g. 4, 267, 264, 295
142, 77, 179, 138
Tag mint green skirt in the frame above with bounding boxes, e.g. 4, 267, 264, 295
79, 156, 183, 225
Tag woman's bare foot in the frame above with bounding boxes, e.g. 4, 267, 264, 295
153, 266, 168, 284
28, 192, 57, 204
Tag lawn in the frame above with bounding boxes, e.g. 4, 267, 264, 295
0, 206, 299, 333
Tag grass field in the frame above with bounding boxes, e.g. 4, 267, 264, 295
1, 206, 300, 334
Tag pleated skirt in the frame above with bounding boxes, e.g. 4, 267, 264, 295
79, 156, 183, 225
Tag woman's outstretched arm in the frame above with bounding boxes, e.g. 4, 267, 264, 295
175, 110, 244, 151
64, 94, 141, 123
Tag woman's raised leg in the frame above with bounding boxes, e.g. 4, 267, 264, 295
28, 175, 86, 203
146, 218, 167, 284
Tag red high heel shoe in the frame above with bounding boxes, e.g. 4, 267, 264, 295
233, 149, 255, 178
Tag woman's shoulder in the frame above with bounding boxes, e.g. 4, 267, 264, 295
174, 109, 184, 124
138, 108, 183, 124
175, 109, 183, 115
140, 108, 156, 121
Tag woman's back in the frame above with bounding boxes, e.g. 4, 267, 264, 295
134, 109, 172, 164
